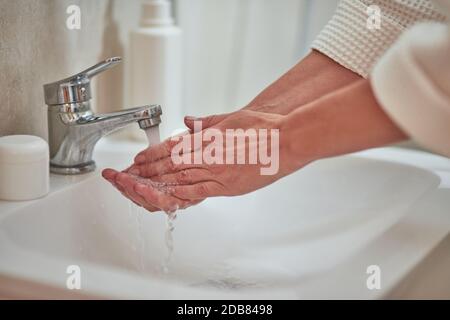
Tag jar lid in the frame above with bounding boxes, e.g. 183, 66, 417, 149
0, 135, 49, 164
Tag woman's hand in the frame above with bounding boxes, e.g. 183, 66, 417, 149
101, 50, 362, 212
102, 79, 407, 213
102, 168, 203, 213
102, 109, 308, 211
132, 110, 302, 197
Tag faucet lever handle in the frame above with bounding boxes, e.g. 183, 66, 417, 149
74, 57, 122, 80
43, 57, 122, 106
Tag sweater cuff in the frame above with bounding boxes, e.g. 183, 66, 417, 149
312, 0, 404, 78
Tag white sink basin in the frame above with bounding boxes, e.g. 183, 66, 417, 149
1, 138, 450, 299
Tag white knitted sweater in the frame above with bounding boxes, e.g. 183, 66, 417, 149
312, 0, 450, 157
312, 0, 447, 77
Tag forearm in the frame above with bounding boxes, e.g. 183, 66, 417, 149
281, 79, 407, 168
244, 50, 361, 115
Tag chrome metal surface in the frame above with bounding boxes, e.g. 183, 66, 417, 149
43, 57, 162, 175
44, 57, 122, 106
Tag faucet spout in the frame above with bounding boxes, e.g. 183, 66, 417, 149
79, 105, 162, 135
44, 57, 163, 175
48, 104, 162, 175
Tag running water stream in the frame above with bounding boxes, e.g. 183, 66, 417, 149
143, 126, 177, 274
162, 211, 177, 274
145, 126, 161, 147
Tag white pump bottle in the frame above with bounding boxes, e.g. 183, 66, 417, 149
129, 0, 183, 140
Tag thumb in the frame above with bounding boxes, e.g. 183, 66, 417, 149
184, 113, 229, 131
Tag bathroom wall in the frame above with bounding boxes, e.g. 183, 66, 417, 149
0, 0, 337, 139
0, 0, 141, 139
178, 0, 338, 116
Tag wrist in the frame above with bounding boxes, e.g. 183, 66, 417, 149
244, 51, 360, 116
279, 105, 325, 172
280, 79, 407, 170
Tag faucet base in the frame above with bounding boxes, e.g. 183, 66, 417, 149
50, 161, 96, 175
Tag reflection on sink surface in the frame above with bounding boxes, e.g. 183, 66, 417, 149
0, 139, 450, 299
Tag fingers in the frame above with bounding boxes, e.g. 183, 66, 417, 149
151, 168, 213, 185
135, 130, 207, 166
103, 169, 204, 212
116, 172, 193, 212
115, 172, 160, 212
128, 153, 206, 178
184, 113, 229, 130
134, 113, 229, 165
134, 138, 178, 165
102, 168, 129, 197
103, 169, 160, 211
170, 181, 225, 200
133, 182, 191, 212
135, 112, 230, 166
102, 168, 118, 181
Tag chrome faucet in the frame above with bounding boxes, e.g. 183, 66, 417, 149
43, 57, 162, 175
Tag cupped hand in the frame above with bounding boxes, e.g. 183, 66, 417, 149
102, 168, 201, 213
120, 110, 306, 209
99, 50, 359, 211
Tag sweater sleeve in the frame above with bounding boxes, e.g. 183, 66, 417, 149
311, 0, 446, 78
371, 1, 450, 157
